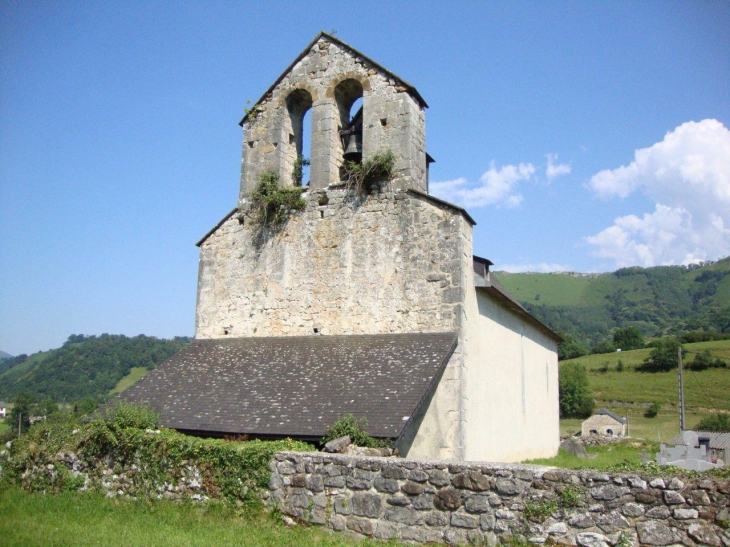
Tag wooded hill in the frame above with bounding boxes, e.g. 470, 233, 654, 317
493, 257, 730, 349
0, 334, 190, 403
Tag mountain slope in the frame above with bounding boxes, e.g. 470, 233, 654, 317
493, 257, 730, 347
0, 334, 190, 402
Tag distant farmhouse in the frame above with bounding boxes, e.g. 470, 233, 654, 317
0, 401, 6, 419
581, 408, 628, 437
120, 32, 561, 462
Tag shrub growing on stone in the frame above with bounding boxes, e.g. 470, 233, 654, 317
322, 413, 387, 448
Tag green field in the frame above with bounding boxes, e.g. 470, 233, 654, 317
0, 488, 403, 547
561, 340, 730, 412
109, 367, 149, 395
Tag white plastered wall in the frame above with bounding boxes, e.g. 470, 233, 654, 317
462, 287, 560, 462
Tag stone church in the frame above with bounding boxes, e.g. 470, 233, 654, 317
120, 32, 560, 462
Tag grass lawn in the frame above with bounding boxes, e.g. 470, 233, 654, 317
0, 487, 404, 547
109, 367, 149, 395
0, 420, 8, 435
525, 439, 658, 470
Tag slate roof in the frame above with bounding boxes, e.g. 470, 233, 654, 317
668, 431, 730, 450
592, 408, 628, 424
118, 332, 457, 440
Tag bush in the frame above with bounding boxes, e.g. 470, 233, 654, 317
644, 402, 661, 419
100, 400, 160, 430
590, 340, 616, 355
342, 150, 396, 193
688, 350, 727, 371
559, 363, 595, 418
616, 360, 625, 372
323, 414, 388, 448
612, 327, 645, 351
695, 413, 730, 432
2, 407, 314, 505
558, 332, 587, 361
638, 337, 684, 372
249, 169, 305, 225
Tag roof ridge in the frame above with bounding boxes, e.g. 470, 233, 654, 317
239, 32, 426, 126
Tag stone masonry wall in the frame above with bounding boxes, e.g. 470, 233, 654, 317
239, 34, 427, 195
195, 189, 469, 340
269, 452, 730, 547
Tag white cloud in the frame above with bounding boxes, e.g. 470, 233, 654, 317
430, 161, 535, 208
496, 262, 572, 273
546, 153, 571, 181
586, 119, 730, 267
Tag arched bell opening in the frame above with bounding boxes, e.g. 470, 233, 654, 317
285, 89, 313, 186
334, 79, 364, 176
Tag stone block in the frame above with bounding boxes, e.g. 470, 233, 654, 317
663, 490, 685, 504
496, 478, 523, 496
451, 512, 479, 529
596, 511, 630, 533
374, 521, 401, 540
453, 470, 491, 491
401, 481, 424, 495
673, 508, 698, 520
688, 524, 722, 547
427, 468, 450, 486
590, 485, 630, 501
464, 494, 490, 513
434, 488, 462, 511
351, 492, 382, 518
425, 510, 449, 527
621, 502, 645, 517
636, 520, 681, 546
384, 506, 423, 525
412, 494, 435, 511
346, 516, 374, 536
373, 477, 399, 494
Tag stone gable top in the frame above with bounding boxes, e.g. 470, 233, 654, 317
239, 31, 427, 126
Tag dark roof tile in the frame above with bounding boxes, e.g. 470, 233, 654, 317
118, 332, 457, 439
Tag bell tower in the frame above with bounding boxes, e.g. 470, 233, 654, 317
237, 32, 429, 203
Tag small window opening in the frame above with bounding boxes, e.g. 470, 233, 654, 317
286, 89, 313, 186
248, 141, 255, 148
590, 429, 598, 435
335, 79, 364, 172
320, 210, 324, 219
380, 118, 387, 127
606, 428, 614, 436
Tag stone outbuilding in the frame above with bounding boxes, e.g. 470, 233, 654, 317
120, 32, 561, 462
581, 408, 628, 437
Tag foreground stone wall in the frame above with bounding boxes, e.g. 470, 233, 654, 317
269, 452, 730, 546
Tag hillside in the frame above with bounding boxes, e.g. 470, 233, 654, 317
559, 340, 730, 440
0, 351, 12, 360
0, 334, 190, 403
493, 257, 730, 348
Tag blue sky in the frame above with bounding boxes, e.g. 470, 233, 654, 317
1, 1, 729, 355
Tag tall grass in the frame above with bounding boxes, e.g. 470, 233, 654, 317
0, 487, 404, 547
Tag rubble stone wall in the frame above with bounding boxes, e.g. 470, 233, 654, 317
195, 189, 469, 340
269, 451, 730, 547
239, 35, 427, 195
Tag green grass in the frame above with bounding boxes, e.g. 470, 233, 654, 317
0, 487, 405, 547
109, 367, 149, 395
526, 439, 658, 470
0, 420, 8, 435
561, 340, 730, 411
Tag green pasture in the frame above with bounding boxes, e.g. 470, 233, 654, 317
561, 340, 730, 411
109, 367, 149, 395
0, 487, 404, 547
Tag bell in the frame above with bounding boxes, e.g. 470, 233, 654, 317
343, 132, 362, 162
